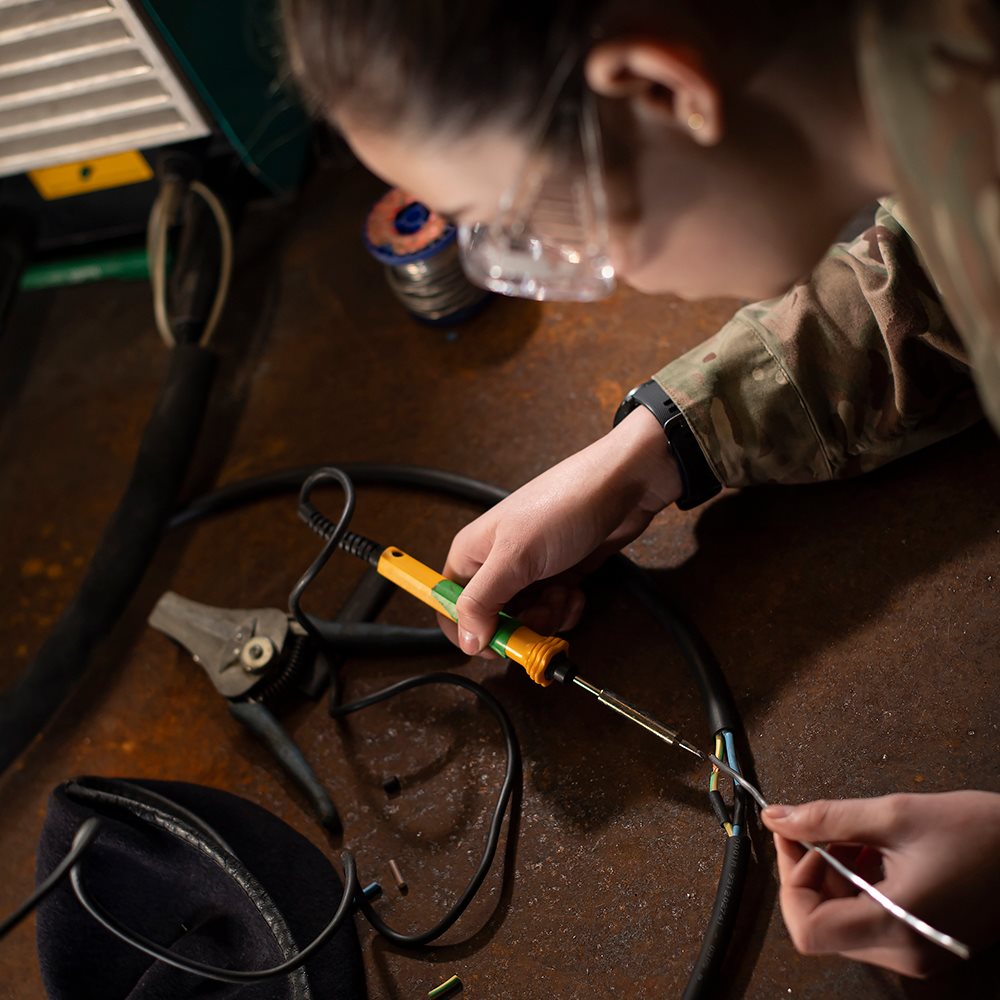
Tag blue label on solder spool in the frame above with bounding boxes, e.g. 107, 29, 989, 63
394, 202, 430, 235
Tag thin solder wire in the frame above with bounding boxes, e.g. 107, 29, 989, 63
706, 754, 971, 961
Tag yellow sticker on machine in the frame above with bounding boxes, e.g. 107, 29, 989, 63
28, 151, 154, 200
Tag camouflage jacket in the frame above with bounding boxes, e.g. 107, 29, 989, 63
655, 0, 1000, 487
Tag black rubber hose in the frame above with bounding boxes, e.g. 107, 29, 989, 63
682, 834, 750, 1000
0, 344, 216, 775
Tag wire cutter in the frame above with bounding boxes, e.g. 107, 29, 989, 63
148, 591, 342, 831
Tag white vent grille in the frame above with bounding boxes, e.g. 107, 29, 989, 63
0, 0, 209, 178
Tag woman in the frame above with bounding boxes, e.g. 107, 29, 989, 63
283, 0, 1000, 977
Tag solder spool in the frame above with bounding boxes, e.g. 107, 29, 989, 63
364, 188, 491, 324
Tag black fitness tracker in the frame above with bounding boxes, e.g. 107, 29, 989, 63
613, 379, 722, 510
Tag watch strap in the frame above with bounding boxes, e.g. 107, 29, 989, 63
613, 380, 721, 510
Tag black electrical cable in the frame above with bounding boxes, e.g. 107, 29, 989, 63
0, 818, 100, 939
609, 554, 740, 735
169, 464, 500, 698
681, 833, 750, 1000
606, 562, 752, 998
287, 467, 360, 662
611, 545, 754, 996
168, 463, 507, 532
288, 468, 524, 945
291, 467, 394, 708
332, 672, 521, 947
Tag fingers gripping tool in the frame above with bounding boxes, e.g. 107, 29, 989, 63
373, 545, 702, 759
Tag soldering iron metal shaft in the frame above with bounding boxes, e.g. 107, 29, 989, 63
571, 676, 704, 760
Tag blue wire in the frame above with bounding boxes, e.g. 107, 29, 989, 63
722, 730, 743, 837
723, 730, 741, 780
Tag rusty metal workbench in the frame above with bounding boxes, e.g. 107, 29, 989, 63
0, 164, 997, 999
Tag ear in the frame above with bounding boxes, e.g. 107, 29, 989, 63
585, 39, 723, 146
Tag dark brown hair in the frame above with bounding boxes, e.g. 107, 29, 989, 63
282, 0, 818, 138
282, 0, 605, 135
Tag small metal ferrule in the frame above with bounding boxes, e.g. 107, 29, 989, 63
388, 858, 408, 894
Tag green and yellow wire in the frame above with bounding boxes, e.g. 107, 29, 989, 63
428, 975, 462, 998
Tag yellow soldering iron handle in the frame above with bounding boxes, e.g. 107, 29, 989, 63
376, 546, 567, 686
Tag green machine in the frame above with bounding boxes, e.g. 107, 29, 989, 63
142, 0, 310, 198
0, 0, 311, 293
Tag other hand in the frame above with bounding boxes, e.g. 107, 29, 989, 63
762, 791, 1000, 977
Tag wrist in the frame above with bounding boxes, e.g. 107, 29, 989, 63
610, 406, 682, 510
613, 379, 721, 510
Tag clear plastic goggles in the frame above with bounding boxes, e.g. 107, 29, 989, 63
458, 91, 615, 303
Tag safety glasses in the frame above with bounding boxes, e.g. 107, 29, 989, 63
458, 85, 616, 303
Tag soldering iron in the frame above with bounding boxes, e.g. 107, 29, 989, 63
359, 541, 703, 760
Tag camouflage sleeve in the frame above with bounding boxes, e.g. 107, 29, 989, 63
653, 201, 983, 488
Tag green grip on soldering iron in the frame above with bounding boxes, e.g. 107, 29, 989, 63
375, 546, 568, 685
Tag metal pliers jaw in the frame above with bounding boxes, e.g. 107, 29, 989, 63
148, 591, 341, 832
